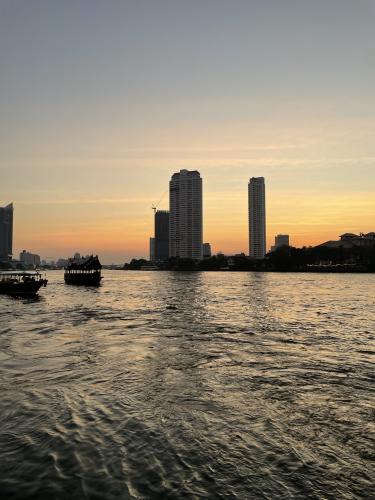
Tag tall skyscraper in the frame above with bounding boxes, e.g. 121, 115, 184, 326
0, 203, 13, 261
154, 210, 169, 261
169, 169, 203, 260
248, 177, 266, 259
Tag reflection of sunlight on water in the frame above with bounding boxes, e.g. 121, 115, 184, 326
0, 270, 374, 499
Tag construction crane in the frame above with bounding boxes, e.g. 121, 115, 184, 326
151, 190, 167, 215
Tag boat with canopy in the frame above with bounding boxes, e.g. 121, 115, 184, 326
64, 255, 102, 286
0, 271, 48, 296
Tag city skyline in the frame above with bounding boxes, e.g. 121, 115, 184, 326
4, 172, 373, 265
1, 1, 374, 262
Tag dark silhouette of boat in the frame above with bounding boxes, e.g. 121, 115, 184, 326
64, 255, 102, 286
0, 272, 48, 296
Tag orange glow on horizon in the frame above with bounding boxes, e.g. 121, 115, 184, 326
12, 189, 375, 262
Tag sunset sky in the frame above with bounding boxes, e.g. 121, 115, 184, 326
1, 0, 374, 263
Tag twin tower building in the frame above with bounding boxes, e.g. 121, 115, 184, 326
151, 170, 266, 262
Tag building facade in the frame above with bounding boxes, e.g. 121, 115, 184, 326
248, 177, 266, 259
149, 237, 155, 262
19, 250, 41, 267
154, 210, 169, 261
202, 242, 211, 258
317, 232, 375, 249
169, 170, 203, 260
56, 258, 69, 268
271, 234, 289, 251
0, 203, 13, 261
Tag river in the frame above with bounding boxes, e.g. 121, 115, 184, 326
0, 271, 374, 499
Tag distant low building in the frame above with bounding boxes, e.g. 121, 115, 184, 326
56, 258, 69, 268
202, 242, 211, 258
19, 250, 41, 267
317, 232, 375, 249
271, 234, 290, 252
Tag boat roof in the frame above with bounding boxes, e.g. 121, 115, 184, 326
0, 271, 42, 276
65, 255, 102, 270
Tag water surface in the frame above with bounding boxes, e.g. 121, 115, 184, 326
0, 271, 374, 499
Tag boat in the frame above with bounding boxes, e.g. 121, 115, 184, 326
0, 271, 48, 296
64, 255, 102, 286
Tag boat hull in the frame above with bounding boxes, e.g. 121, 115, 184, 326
64, 272, 102, 286
0, 279, 47, 297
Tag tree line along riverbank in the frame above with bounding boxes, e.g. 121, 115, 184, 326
124, 245, 375, 272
